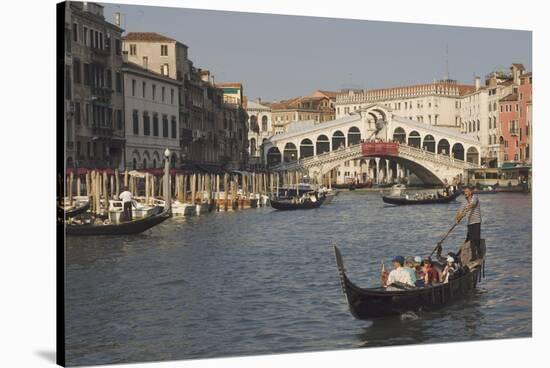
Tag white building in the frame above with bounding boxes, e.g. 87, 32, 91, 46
122, 61, 182, 169
245, 98, 272, 166
335, 80, 474, 128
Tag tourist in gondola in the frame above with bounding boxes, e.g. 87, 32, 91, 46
119, 186, 134, 222
421, 256, 439, 286
455, 186, 482, 260
441, 256, 459, 283
385, 256, 415, 289
404, 257, 417, 285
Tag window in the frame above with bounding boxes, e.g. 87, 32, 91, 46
171, 116, 177, 138
115, 72, 122, 93
133, 110, 139, 135
170, 88, 174, 104
153, 114, 159, 136
129, 44, 137, 55
162, 115, 168, 137
85, 104, 90, 126
99, 32, 103, 49
143, 112, 150, 135
72, 23, 78, 42
142, 56, 148, 69
83, 27, 88, 46
115, 39, 121, 55
73, 59, 81, 83
161, 45, 168, 56
161, 64, 169, 76
65, 66, 71, 99
500, 105, 503, 113
161, 87, 165, 102
83, 63, 90, 85
116, 110, 123, 130
142, 82, 146, 98
152, 84, 156, 100
74, 102, 81, 125
132, 79, 136, 96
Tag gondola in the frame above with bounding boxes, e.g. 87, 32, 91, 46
382, 190, 461, 205
57, 201, 90, 219
270, 195, 324, 211
65, 208, 170, 236
333, 243, 486, 319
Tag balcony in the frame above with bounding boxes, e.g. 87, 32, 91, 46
91, 47, 111, 61
91, 126, 114, 138
91, 86, 113, 98
509, 128, 519, 136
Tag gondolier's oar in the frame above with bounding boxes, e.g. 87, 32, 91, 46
429, 220, 461, 257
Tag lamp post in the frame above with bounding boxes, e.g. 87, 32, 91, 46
164, 148, 171, 213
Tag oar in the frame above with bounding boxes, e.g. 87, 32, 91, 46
429, 220, 460, 257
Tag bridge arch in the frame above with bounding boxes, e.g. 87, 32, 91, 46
393, 127, 406, 143
267, 146, 282, 166
438, 139, 450, 156
283, 142, 298, 162
466, 147, 479, 164
300, 138, 314, 158
332, 131, 345, 151
408, 130, 421, 148
347, 126, 361, 146
316, 134, 330, 154
452, 143, 465, 161
422, 134, 436, 152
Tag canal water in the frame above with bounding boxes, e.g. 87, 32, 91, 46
65, 191, 532, 366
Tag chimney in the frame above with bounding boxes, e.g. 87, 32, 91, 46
475, 76, 481, 91
115, 12, 121, 27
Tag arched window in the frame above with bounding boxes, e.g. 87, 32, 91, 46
262, 116, 268, 131
316, 135, 330, 154
466, 147, 479, 164
422, 135, 436, 152
332, 131, 345, 150
250, 138, 257, 156
393, 127, 406, 143
438, 139, 450, 155
452, 143, 465, 160
283, 143, 298, 162
407, 131, 421, 148
267, 147, 282, 167
300, 138, 314, 158
347, 126, 361, 146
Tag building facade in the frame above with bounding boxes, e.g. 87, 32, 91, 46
499, 70, 532, 164
121, 61, 182, 170
335, 80, 474, 127
245, 98, 273, 166
66, 2, 125, 169
218, 83, 249, 169
271, 90, 336, 134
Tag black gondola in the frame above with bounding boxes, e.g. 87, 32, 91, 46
270, 195, 324, 211
57, 201, 90, 219
65, 208, 170, 236
333, 244, 486, 319
382, 190, 461, 205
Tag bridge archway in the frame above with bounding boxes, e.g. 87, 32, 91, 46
393, 127, 406, 143
422, 134, 436, 152
438, 139, 450, 156
300, 138, 314, 158
332, 131, 345, 151
267, 147, 282, 166
316, 135, 330, 154
347, 126, 361, 146
452, 143, 465, 161
283, 142, 298, 162
408, 130, 421, 148
466, 147, 479, 164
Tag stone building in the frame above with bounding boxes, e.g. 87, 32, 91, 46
218, 83, 249, 169
121, 61, 182, 169
335, 80, 474, 127
65, 2, 125, 169
271, 90, 336, 134
245, 98, 272, 167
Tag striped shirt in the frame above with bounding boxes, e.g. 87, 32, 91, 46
461, 195, 482, 224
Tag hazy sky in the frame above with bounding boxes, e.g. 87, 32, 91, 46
102, 3, 532, 102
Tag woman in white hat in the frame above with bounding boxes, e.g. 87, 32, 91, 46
441, 256, 459, 284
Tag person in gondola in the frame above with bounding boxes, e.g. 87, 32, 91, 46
441, 256, 459, 283
455, 186, 482, 260
119, 186, 133, 222
421, 256, 439, 286
385, 256, 415, 289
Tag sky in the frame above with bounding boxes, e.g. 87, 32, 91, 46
102, 3, 532, 102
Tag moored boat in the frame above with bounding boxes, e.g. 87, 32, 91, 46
333, 243, 486, 319
271, 192, 324, 211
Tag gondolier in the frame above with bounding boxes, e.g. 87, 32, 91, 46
455, 186, 482, 260
119, 186, 134, 221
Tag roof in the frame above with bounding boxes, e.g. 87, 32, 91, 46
313, 90, 338, 99
121, 61, 182, 85
511, 63, 525, 70
271, 95, 333, 110
217, 82, 243, 88
499, 93, 518, 102
122, 32, 176, 42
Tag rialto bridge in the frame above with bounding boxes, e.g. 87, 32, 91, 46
262, 104, 482, 185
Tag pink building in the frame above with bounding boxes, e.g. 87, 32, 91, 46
498, 65, 532, 164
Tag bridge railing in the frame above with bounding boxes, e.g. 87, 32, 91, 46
271, 141, 480, 171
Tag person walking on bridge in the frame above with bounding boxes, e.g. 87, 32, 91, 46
455, 186, 482, 260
